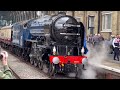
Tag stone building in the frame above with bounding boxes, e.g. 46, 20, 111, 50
67, 11, 119, 40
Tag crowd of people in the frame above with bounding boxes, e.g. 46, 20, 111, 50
87, 33, 104, 48
87, 33, 120, 61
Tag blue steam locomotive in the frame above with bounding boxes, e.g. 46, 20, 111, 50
0, 13, 88, 78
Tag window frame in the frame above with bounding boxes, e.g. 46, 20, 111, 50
88, 15, 95, 29
101, 11, 112, 32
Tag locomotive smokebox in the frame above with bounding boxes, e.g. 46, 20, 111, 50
51, 15, 81, 45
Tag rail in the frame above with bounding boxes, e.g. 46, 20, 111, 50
9, 67, 21, 79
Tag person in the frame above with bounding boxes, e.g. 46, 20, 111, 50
93, 34, 99, 47
109, 35, 115, 54
98, 34, 104, 41
68, 48, 73, 55
0, 51, 13, 79
88, 34, 93, 44
112, 35, 120, 61
93, 34, 101, 51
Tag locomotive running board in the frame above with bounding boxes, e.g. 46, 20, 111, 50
60, 33, 80, 35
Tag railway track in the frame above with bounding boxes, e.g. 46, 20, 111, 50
9, 67, 21, 79
2, 47, 74, 79
18, 59, 76, 79
4, 47, 120, 79
6, 49, 52, 79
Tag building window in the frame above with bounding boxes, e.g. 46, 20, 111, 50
88, 16, 95, 28
102, 12, 112, 32
88, 16, 95, 35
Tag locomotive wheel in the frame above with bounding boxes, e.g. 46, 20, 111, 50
25, 57, 28, 62
48, 63, 55, 76
30, 58, 34, 65
34, 60, 38, 67
24, 54, 29, 62
18, 49, 21, 57
25, 57, 29, 62
22, 53, 25, 59
75, 64, 82, 79
38, 61, 44, 70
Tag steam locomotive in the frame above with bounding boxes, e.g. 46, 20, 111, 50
0, 13, 88, 78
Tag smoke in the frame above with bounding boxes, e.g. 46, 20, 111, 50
88, 41, 109, 64
81, 41, 110, 79
81, 65, 97, 79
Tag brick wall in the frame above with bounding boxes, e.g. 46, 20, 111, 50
111, 11, 118, 35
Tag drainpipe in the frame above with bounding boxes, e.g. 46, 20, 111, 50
84, 11, 87, 34
98, 11, 100, 34
72, 11, 75, 17
117, 11, 119, 34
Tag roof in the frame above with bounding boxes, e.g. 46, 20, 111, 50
13, 20, 30, 26
0, 25, 13, 29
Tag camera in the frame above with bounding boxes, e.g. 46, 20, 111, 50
0, 54, 3, 60
0, 51, 8, 60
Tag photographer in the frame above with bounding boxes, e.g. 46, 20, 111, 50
0, 51, 13, 79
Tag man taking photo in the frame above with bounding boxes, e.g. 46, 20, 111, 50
0, 51, 13, 79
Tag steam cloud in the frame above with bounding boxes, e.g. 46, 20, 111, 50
81, 41, 110, 79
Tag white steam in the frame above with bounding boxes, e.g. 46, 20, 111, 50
81, 65, 97, 79
81, 41, 110, 79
